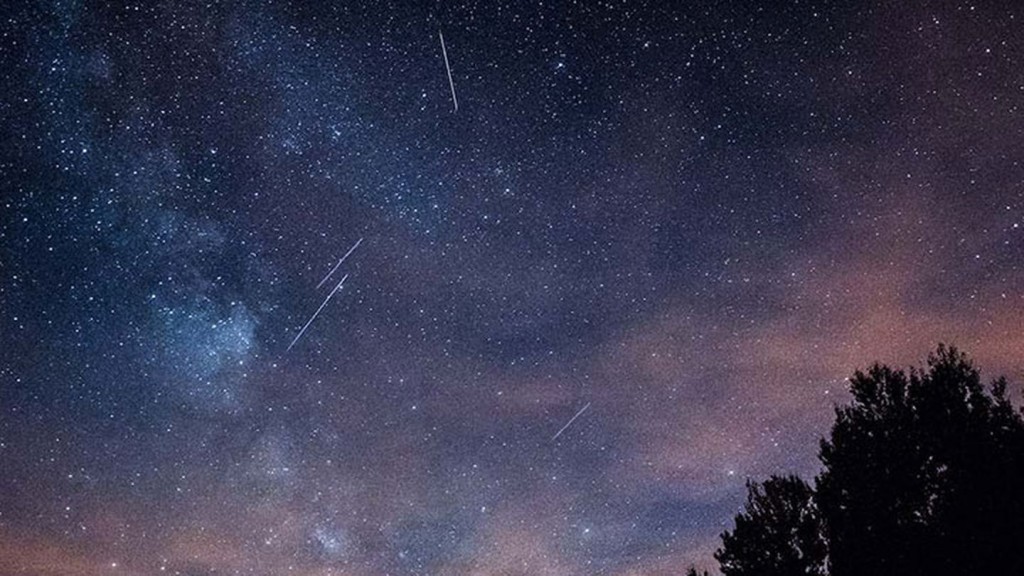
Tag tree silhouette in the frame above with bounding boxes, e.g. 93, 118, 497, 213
714, 475, 826, 576
714, 345, 1024, 576
816, 345, 1024, 576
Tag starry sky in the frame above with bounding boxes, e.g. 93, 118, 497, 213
1, 1, 1023, 574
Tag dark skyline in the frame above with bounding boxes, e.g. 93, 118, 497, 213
1, 1, 1022, 574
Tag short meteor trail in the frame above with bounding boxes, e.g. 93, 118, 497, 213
287, 273, 349, 352
552, 402, 592, 441
316, 237, 363, 289
439, 30, 458, 112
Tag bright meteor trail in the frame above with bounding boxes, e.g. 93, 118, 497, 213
287, 273, 349, 352
552, 402, 592, 441
439, 30, 458, 112
316, 237, 363, 289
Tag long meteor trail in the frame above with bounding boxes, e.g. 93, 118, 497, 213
287, 273, 349, 352
439, 30, 458, 112
316, 237, 363, 289
552, 402, 592, 441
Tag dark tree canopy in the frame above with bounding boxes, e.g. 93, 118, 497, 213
817, 345, 1024, 576
715, 475, 826, 576
714, 345, 1024, 576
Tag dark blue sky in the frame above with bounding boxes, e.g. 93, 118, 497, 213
2, 1, 1022, 573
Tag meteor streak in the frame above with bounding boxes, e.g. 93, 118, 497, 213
439, 30, 458, 112
316, 237, 363, 289
552, 402, 592, 441
288, 274, 349, 352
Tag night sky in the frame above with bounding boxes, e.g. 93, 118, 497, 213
2, 1, 1023, 574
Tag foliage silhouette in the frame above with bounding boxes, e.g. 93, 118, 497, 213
714, 345, 1024, 576
714, 475, 826, 576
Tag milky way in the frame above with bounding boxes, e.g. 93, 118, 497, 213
1, 1, 1023, 574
